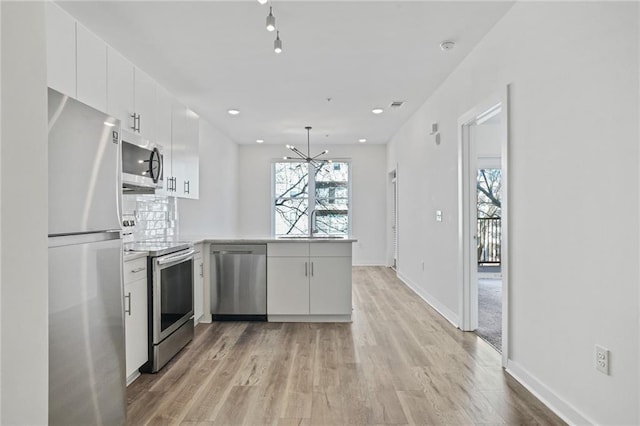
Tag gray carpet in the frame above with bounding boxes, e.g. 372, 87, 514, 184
476, 278, 502, 350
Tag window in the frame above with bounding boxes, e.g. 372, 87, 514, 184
273, 161, 350, 237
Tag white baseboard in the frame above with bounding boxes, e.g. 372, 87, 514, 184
268, 314, 351, 323
506, 360, 595, 425
352, 261, 386, 266
396, 272, 459, 328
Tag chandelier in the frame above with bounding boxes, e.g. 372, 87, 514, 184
284, 126, 331, 169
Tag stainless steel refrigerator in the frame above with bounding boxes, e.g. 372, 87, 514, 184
47, 88, 126, 425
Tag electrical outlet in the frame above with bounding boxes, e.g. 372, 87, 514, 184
595, 345, 609, 375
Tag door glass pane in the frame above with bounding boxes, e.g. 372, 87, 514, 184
477, 168, 501, 264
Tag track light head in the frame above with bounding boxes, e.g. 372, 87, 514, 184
274, 31, 282, 54
266, 7, 276, 32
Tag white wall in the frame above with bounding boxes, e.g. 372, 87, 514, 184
237, 144, 387, 265
179, 119, 239, 236
1, 2, 49, 424
388, 2, 638, 424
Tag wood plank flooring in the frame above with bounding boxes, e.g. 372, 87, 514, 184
126, 266, 566, 425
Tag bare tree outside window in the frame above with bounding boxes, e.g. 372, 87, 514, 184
274, 161, 350, 236
477, 168, 501, 264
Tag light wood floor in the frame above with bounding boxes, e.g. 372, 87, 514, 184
126, 266, 566, 425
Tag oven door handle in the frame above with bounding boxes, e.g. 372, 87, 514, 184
156, 249, 195, 265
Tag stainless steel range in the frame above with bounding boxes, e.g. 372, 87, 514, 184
126, 241, 195, 373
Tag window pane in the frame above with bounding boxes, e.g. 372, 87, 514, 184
315, 162, 348, 201
275, 198, 309, 236
274, 162, 309, 199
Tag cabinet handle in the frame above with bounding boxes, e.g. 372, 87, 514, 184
184, 180, 190, 194
305, 262, 308, 277
199, 263, 203, 277
130, 267, 145, 274
311, 262, 314, 277
173, 177, 177, 192
136, 114, 141, 133
130, 113, 137, 132
125, 292, 131, 316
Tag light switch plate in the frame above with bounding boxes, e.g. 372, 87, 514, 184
436, 210, 442, 222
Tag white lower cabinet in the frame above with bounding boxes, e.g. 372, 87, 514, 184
194, 243, 204, 323
267, 242, 352, 321
309, 256, 353, 315
267, 257, 310, 315
123, 257, 148, 384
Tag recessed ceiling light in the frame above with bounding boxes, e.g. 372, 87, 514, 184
358, 138, 367, 143
227, 109, 240, 115
372, 108, 384, 114
257, 0, 267, 4
256, 139, 264, 144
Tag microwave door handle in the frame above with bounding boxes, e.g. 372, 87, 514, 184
156, 249, 195, 265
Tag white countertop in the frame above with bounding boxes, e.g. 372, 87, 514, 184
123, 251, 148, 262
176, 235, 357, 244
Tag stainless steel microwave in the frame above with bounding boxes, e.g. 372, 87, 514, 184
121, 130, 163, 193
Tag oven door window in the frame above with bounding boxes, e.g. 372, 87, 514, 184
160, 259, 193, 332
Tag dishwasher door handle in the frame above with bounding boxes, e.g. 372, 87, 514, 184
212, 251, 255, 255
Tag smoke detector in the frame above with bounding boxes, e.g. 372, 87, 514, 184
440, 40, 455, 51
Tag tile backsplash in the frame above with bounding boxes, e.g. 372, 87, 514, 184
122, 194, 177, 242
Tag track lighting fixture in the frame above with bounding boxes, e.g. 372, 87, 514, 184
274, 31, 282, 54
266, 7, 276, 32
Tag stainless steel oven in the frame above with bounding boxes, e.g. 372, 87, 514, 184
132, 242, 194, 373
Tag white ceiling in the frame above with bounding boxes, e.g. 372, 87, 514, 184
58, 1, 514, 146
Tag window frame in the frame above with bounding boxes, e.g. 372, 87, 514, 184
271, 159, 352, 237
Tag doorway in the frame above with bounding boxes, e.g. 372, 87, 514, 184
388, 169, 398, 270
458, 89, 509, 365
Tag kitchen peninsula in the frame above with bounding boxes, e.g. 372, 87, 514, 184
182, 237, 356, 323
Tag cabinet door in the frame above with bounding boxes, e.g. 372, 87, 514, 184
194, 253, 204, 323
155, 86, 173, 196
181, 109, 199, 199
76, 23, 107, 112
171, 102, 187, 196
267, 257, 309, 315
133, 68, 157, 140
309, 257, 352, 315
107, 47, 135, 132
124, 278, 148, 380
46, 2, 76, 97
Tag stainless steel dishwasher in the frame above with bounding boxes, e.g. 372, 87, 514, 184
210, 244, 267, 321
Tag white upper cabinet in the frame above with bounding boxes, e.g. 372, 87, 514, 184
45, 8, 201, 199
76, 23, 107, 112
133, 69, 157, 141
46, 2, 76, 97
182, 109, 200, 199
107, 48, 157, 140
155, 86, 173, 196
170, 102, 199, 199
107, 47, 135, 131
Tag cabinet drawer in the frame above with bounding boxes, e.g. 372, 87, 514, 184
310, 242, 352, 257
267, 242, 310, 257
124, 257, 147, 283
